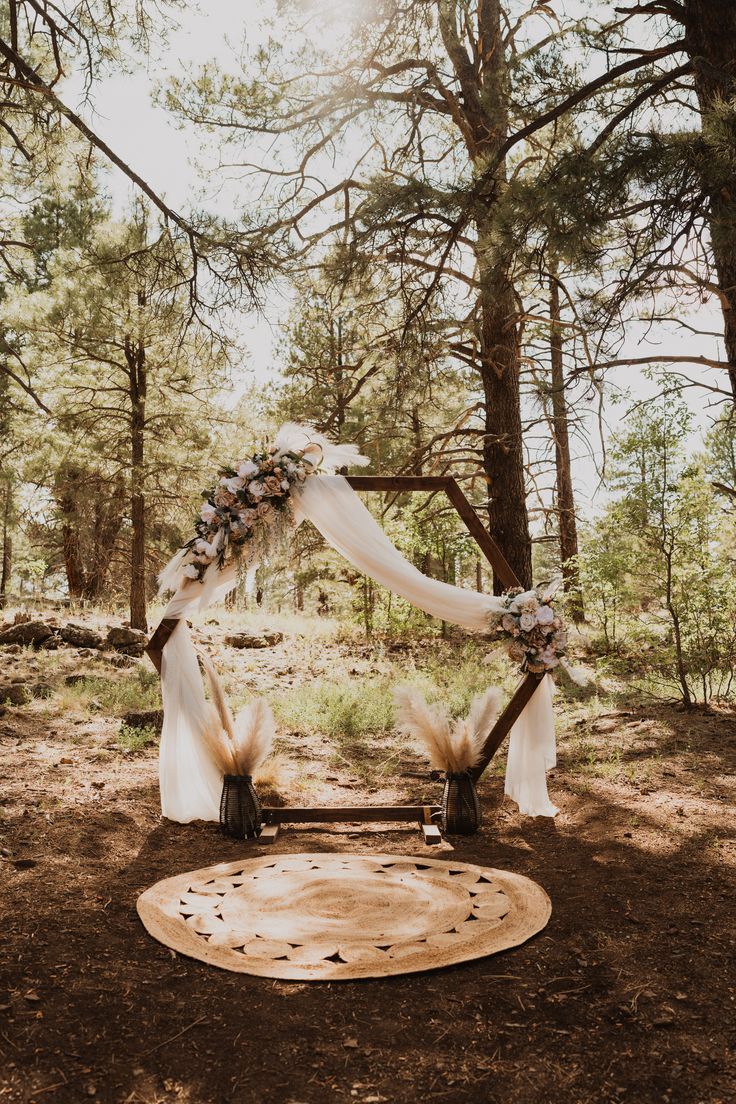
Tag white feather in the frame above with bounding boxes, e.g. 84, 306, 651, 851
197, 648, 236, 741
450, 687, 502, 772
393, 685, 456, 771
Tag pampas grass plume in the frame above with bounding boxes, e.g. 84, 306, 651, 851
394, 684, 501, 773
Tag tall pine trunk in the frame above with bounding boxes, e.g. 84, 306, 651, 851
464, 0, 532, 590
685, 0, 736, 402
126, 305, 147, 632
0, 483, 12, 608
549, 273, 584, 620
477, 257, 532, 590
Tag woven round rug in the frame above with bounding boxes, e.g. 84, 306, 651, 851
137, 853, 550, 980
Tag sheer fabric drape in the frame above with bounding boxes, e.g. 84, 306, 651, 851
156, 474, 558, 822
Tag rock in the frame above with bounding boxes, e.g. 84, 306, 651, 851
105, 653, 139, 669
0, 620, 54, 646
106, 625, 146, 648
224, 631, 284, 649
32, 683, 54, 700
1, 643, 21, 654
65, 674, 87, 686
105, 626, 147, 656
61, 623, 103, 649
3, 683, 32, 706
122, 709, 164, 733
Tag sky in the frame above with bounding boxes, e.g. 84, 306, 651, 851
61, 0, 728, 514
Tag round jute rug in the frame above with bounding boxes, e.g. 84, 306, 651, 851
137, 853, 551, 981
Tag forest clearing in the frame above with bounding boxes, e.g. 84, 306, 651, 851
1, 609, 734, 1102
2, 0, 736, 1101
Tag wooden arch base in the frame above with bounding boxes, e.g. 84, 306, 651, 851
146, 475, 546, 840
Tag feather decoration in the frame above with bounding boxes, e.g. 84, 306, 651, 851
274, 422, 370, 472
198, 703, 239, 775
449, 687, 502, 773
197, 648, 275, 776
231, 698, 276, 776
197, 648, 236, 741
394, 684, 502, 774
393, 685, 455, 771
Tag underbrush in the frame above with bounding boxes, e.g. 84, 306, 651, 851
53, 666, 161, 717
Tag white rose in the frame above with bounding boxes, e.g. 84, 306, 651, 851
200, 503, 217, 523
536, 605, 554, 625
182, 564, 200, 579
519, 611, 536, 632
280, 479, 290, 490
247, 480, 265, 498
237, 460, 259, 479
220, 476, 243, 494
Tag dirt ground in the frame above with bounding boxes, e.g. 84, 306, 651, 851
1, 627, 735, 1104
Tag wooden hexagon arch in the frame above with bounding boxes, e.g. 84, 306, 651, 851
145, 475, 545, 833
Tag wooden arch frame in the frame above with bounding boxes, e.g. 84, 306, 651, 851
145, 475, 545, 839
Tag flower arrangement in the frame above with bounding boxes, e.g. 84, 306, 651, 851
159, 423, 370, 593
180, 445, 314, 583
489, 587, 567, 674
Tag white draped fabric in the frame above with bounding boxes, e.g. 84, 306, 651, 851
157, 473, 558, 823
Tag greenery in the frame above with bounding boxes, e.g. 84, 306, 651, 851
1, 3, 735, 705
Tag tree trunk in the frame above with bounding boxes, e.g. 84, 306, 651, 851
83, 474, 125, 600
126, 313, 147, 631
477, 257, 532, 590
453, 0, 532, 591
685, 0, 736, 401
55, 467, 87, 598
549, 273, 584, 620
0, 483, 12, 608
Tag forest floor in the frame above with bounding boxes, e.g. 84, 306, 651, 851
0, 609, 734, 1104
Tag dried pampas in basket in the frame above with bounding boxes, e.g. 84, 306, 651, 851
393, 685, 502, 835
198, 650, 276, 838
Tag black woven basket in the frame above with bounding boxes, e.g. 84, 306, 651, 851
442, 770, 482, 835
219, 774, 262, 839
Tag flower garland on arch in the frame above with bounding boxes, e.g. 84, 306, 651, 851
488, 586, 568, 675
181, 445, 313, 583
158, 424, 370, 593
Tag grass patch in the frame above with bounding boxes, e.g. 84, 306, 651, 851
117, 722, 158, 752
55, 666, 160, 717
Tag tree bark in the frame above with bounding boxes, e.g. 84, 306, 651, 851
126, 304, 147, 632
476, 245, 532, 591
56, 466, 87, 598
549, 273, 584, 620
465, 0, 532, 590
0, 483, 12, 608
684, 0, 736, 401
84, 474, 125, 600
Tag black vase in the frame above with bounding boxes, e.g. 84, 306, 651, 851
442, 771, 482, 835
219, 775, 262, 839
